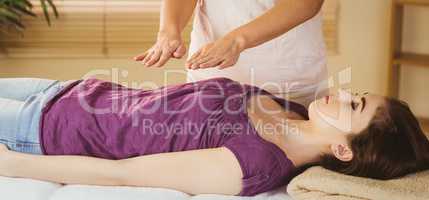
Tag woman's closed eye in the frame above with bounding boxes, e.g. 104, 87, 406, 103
351, 101, 360, 110
350, 92, 368, 111
351, 96, 367, 112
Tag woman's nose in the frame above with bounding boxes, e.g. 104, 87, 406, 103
337, 89, 353, 103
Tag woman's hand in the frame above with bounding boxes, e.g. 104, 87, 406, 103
0, 144, 13, 177
0, 144, 9, 159
0, 143, 7, 152
186, 33, 247, 70
134, 30, 187, 68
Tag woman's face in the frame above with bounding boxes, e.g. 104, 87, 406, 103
308, 89, 386, 134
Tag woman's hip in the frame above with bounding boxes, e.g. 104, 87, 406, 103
0, 79, 76, 154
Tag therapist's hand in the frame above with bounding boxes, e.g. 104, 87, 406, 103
186, 34, 246, 70
134, 31, 187, 68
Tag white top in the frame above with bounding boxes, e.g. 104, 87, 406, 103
187, 0, 328, 94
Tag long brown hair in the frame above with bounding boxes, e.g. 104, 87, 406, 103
319, 98, 429, 179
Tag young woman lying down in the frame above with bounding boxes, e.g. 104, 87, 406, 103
0, 77, 428, 196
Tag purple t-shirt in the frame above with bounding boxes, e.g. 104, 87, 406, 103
39, 77, 309, 196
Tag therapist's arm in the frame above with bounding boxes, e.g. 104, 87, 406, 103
187, 0, 324, 69
134, 0, 197, 67
230, 0, 324, 49
159, 0, 197, 36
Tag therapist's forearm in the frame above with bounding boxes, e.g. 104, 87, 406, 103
228, 0, 324, 50
159, 0, 197, 34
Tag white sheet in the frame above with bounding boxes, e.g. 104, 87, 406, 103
0, 176, 294, 200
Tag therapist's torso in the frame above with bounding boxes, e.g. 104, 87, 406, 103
187, 0, 328, 95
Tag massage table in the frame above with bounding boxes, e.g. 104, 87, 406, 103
0, 176, 293, 200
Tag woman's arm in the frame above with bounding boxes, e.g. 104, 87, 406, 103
186, 0, 325, 69
0, 145, 242, 196
134, 0, 197, 67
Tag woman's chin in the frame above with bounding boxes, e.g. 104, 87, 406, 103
307, 101, 317, 121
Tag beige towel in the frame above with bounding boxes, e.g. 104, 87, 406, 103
287, 166, 429, 200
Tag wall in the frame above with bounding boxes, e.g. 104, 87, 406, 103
327, 0, 391, 94
0, 58, 187, 88
400, 6, 429, 118
325, 0, 428, 118
1, 0, 428, 117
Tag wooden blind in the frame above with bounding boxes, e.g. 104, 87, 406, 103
322, 0, 339, 55
0, 0, 338, 59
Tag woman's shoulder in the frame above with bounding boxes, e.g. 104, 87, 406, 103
223, 134, 296, 196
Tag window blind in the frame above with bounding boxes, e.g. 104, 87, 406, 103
322, 0, 339, 55
0, 0, 338, 59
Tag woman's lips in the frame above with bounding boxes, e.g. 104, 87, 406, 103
325, 95, 330, 104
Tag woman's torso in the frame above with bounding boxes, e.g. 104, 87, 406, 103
187, 0, 328, 94
40, 77, 308, 196
40, 78, 237, 158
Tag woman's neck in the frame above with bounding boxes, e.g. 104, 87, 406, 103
276, 120, 330, 167
247, 95, 330, 168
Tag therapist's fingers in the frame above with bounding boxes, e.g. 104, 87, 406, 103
188, 49, 203, 63
190, 56, 215, 69
186, 43, 215, 67
217, 58, 236, 69
154, 49, 173, 68
198, 57, 224, 69
134, 51, 149, 61
189, 50, 214, 69
217, 60, 229, 69
146, 50, 162, 67
173, 44, 187, 59
186, 50, 203, 68
142, 50, 154, 66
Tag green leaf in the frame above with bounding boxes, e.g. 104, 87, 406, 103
1, 14, 25, 31
40, 0, 51, 26
22, 0, 33, 9
11, 4, 37, 17
0, 0, 58, 34
46, 0, 58, 18
7, 0, 37, 17
0, 7, 20, 21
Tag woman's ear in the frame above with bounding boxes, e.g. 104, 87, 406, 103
330, 143, 353, 162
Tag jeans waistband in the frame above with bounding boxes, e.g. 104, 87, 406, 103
60, 79, 78, 88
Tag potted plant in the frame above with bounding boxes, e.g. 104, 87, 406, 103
0, 0, 58, 35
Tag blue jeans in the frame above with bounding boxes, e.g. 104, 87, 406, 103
0, 78, 74, 155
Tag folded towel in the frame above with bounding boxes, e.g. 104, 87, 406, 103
287, 166, 429, 200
